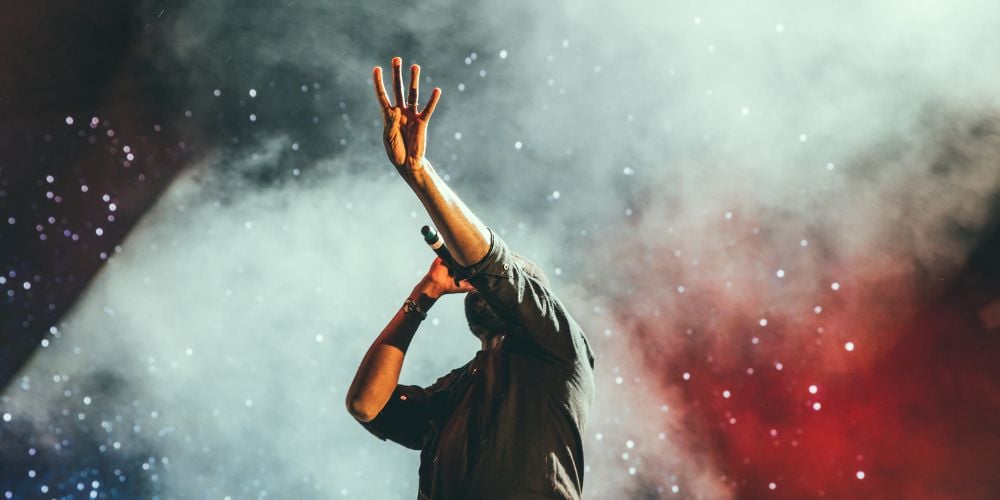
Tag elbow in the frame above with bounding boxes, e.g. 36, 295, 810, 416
346, 397, 378, 422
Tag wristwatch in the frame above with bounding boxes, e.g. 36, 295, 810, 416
403, 298, 427, 320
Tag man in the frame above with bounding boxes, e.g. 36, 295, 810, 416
346, 57, 596, 499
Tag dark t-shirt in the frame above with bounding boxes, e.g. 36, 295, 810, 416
358, 228, 596, 499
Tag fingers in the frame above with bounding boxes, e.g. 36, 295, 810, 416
372, 67, 391, 112
391, 57, 405, 108
408, 64, 420, 113
421, 87, 441, 120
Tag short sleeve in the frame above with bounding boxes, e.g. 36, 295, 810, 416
356, 384, 432, 450
461, 228, 588, 367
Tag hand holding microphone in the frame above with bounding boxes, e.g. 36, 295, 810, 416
421, 225, 474, 288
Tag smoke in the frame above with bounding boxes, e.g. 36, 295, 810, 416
2, 0, 1000, 498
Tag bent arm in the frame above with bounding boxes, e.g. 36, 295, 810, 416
345, 282, 438, 422
404, 160, 491, 267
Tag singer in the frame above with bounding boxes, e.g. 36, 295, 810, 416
346, 57, 596, 499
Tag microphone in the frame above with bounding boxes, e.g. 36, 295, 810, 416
421, 225, 470, 286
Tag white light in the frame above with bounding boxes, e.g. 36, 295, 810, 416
722, 390, 731, 399
682, 372, 691, 381
808, 385, 818, 394
759, 318, 768, 326
2, 413, 11, 422
776, 269, 785, 278
552, 191, 560, 199
845, 341, 855, 351
249, 88, 257, 97
775, 362, 783, 370
775, 24, 785, 33
768, 482, 776, 490
499, 50, 508, 59
831, 282, 841, 291
856, 471, 865, 480
65, 116, 74, 125
799, 134, 808, 142
514, 141, 523, 150
614, 376, 623, 384
800, 239, 808, 247
454, 132, 462, 140
626, 440, 634, 449
812, 402, 822, 411
814, 306, 822, 314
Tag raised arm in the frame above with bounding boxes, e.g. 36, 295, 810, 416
372, 57, 490, 267
345, 258, 473, 422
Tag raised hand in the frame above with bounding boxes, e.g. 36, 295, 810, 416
418, 257, 475, 299
373, 57, 442, 173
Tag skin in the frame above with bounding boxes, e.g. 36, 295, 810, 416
346, 57, 501, 423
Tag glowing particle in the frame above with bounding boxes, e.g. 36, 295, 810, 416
769, 482, 777, 490
623, 167, 634, 175
245, 399, 253, 407
769, 428, 778, 437
729, 417, 737, 424
682, 372, 691, 381
814, 305, 822, 314
185, 348, 194, 356
812, 402, 822, 411
845, 341, 855, 351
693, 16, 702, 25
628, 467, 636, 475
562, 39, 570, 48
614, 376, 623, 384
800, 239, 808, 247
499, 50, 508, 59
316, 334, 324, 343
660, 404, 669, 412
676, 286, 685, 293
249, 88, 257, 98
856, 471, 865, 480
831, 282, 840, 291
752, 336, 759, 344
454, 132, 462, 140
514, 141, 523, 150
775, 24, 785, 33
595, 432, 603, 440
826, 162, 836, 171
741, 107, 750, 116
65, 116, 74, 125
458, 83, 466, 91
95, 228, 103, 236
213, 89, 221, 97
725, 211, 733, 220
722, 390, 731, 399
759, 318, 768, 326
799, 134, 808, 142
776, 269, 785, 278
775, 362, 783, 370
249, 114, 257, 122
2, 413, 10, 422
808, 385, 818, 394
671, 485, 680, 494
552, 191, 560, 199
626, 440, 634, 449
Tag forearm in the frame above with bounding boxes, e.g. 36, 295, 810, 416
405, 160, 491, 267
346, 283, 438, 422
